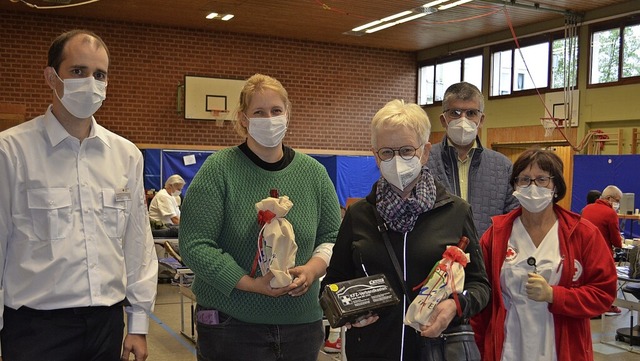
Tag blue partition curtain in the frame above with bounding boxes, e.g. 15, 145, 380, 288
144, 149, 380, 208
142, 149, 214, 195
572, 155, 640, 238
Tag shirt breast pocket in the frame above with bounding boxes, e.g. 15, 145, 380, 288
102, 189, 128, 238
27, 188, 72, 241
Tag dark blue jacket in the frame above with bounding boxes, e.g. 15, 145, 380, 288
427, 136, 519, 236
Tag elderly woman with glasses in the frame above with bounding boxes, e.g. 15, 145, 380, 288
322, 99, 490, 361
471, 148, 617, 361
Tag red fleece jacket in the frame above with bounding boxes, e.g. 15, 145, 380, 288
471, 205, 617, 361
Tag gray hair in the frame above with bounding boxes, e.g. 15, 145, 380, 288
601, 185, 622, 199
442, 82, 484, 112
165, 174, 185, 187
371, 99, 431, 149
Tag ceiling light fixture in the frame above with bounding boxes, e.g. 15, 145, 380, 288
423, 0, 452, 7
352, 10, 412, 32
350, 0, 470, 35
205, 12, 234, 21
438, 0, 473, 10
366, 12, 429, 33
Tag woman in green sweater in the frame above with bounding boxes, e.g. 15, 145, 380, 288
179, 74, 342, 361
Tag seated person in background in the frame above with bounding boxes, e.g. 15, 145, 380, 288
581, 185, 624, 316
582, 185, 623, 253
149, 174, 185, 225
586, 189, 602, 205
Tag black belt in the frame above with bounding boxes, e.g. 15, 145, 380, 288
8, 300, 125, 317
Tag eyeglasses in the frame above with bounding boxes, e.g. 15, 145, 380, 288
514, 176, 554, 188
376, 145, 420, 162
443, 109, 483, 120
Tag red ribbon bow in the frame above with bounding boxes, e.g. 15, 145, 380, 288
442, 246, 469, 267
258, 209, 276, 226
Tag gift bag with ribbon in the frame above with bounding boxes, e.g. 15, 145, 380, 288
404, 237, 470, 331
253, 190, 297, 288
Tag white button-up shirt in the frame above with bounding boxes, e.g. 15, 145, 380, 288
0, 106, 158, 339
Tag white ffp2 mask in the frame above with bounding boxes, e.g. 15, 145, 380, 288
379, 155, 422, 191
446, 117, 478, 146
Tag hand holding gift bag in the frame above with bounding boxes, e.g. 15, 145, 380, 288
404, 236, 470, 331
254, 189, 298, 288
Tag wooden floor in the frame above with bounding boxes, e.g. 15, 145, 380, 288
147, 283, 640, 361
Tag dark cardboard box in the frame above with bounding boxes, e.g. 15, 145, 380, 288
320, 274, 400, 328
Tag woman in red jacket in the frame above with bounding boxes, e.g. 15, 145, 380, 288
471, 149, 617, 361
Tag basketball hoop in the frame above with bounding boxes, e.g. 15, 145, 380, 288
210, 109, 230, 127
210, 109, 230, 120
540, 117, 561, 138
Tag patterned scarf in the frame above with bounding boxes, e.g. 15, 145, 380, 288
376, 166, 437, 233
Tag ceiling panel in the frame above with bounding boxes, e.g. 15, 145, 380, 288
0, 0, 637, 51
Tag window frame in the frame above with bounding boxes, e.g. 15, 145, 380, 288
417, 49, 483, 106
488, 33, 576, 99
588, 17, 640, 88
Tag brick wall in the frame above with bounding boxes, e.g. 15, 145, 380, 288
0, 11, 417, 151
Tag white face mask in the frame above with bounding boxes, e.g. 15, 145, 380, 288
172, 190, 181, 197
446, 117, 478, 146
612, 202, 620, 212
247, 114, 288, 148
54, 72, 107, 119
379, 155, 422, 191
513, 185, 554, 213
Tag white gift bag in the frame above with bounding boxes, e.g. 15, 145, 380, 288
255, 195, 297, 288
404, 245, 469, 332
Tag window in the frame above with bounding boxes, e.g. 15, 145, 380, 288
435, 60, 461, 102
418, 65, 434, 105
463, 55, 483, 91
591, 28, 620, 84
418, 53, 482, 105
514, 43, 549, 90
489, 33, 579, 97
589, 19, 640, 85
551, 36, 578, 89
491, 50, 512, 96
623, 24, 640, 78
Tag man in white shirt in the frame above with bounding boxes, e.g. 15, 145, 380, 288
0, 30, 158, 361
149, 174, 185, 225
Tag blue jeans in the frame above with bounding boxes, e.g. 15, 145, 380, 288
195, 306, 324, 361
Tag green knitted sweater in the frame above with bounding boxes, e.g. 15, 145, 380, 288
179, 146, 341, 324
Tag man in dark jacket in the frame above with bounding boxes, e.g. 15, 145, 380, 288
428, 82, 519, 237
